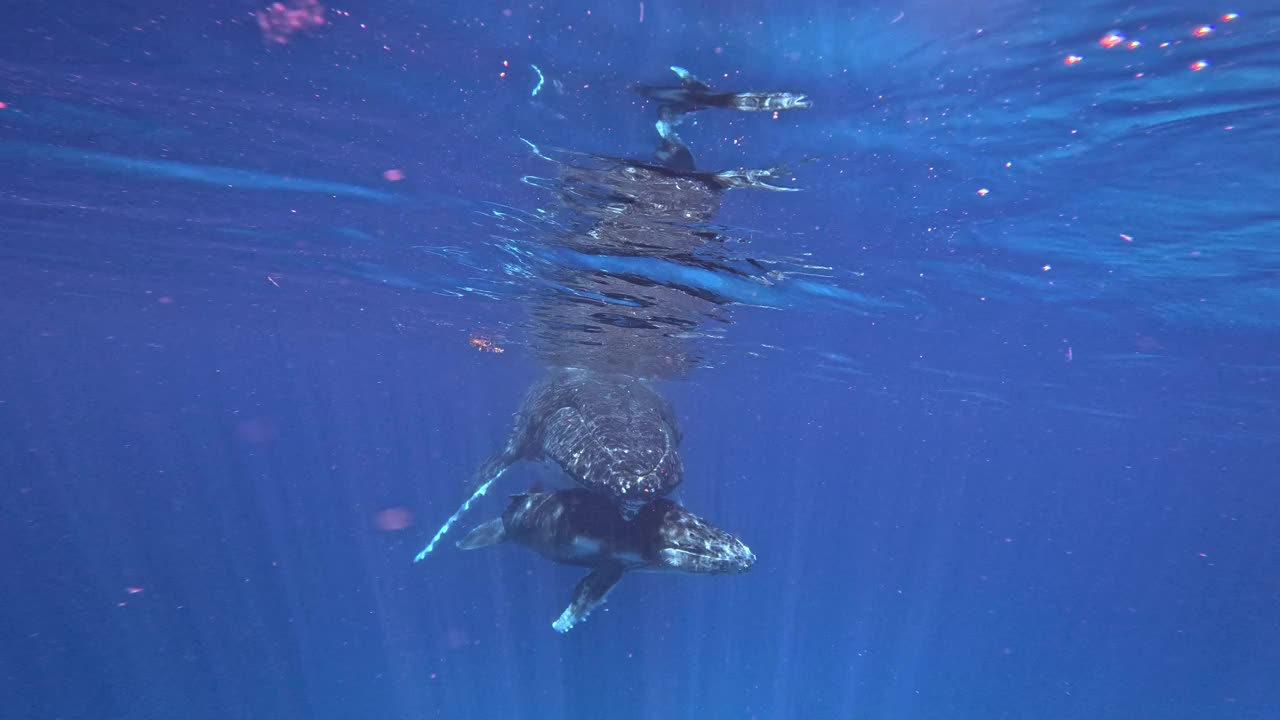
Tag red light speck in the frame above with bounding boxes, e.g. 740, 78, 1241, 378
1099, 31, 1124, 49
977, 188, 989, 196
1222, 13, 1238, 22
1127, 39, 1142, 49
1190, 59, 1209, 71
1064, 55, 1083, 65
382, 168, 405, 182
1193, 25, 1214, 37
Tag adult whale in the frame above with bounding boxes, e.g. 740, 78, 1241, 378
414, 367, 683, 561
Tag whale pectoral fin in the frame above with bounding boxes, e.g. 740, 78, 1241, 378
670, 66, 711, 91
413, 451, 518, 563
552, 564, 625, 634
457, 518, 507, 550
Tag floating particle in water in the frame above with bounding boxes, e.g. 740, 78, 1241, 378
1127, 39, 1142, 49
469, 335, 506, 353
383, 168, 405, 181
374, 507, 414, 531
1042, 264, 1052, 272
1099, 30, 1125, 49
1222, 13, 1238, 22
1120, 234, 1133, 242
256, 0, 325, 45
976, 188, 989, 196
1064, 54, 1083, 65
1193, 25, 1214, 37
1190, 59, 1210, 71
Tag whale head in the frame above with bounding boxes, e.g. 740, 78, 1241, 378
651, 503, 755, 574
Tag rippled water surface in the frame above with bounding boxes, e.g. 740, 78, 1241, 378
2, 2, 1277, 719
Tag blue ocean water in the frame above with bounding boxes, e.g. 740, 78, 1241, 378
1, 1, 1277, 719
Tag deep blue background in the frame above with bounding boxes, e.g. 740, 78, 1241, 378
2, 1, 1277, 719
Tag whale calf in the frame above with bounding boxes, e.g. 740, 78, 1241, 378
459, 488, 754, 632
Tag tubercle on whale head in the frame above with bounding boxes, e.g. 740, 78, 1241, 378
721, 538, 755, 573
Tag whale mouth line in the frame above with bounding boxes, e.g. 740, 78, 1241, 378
664, 547, 720, 560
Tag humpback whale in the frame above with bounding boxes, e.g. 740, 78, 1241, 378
415, 367, 682, 560
458, 488, 755, 632
414, 68, 811, 564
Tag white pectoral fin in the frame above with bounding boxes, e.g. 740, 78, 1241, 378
552, 564, 625, 634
